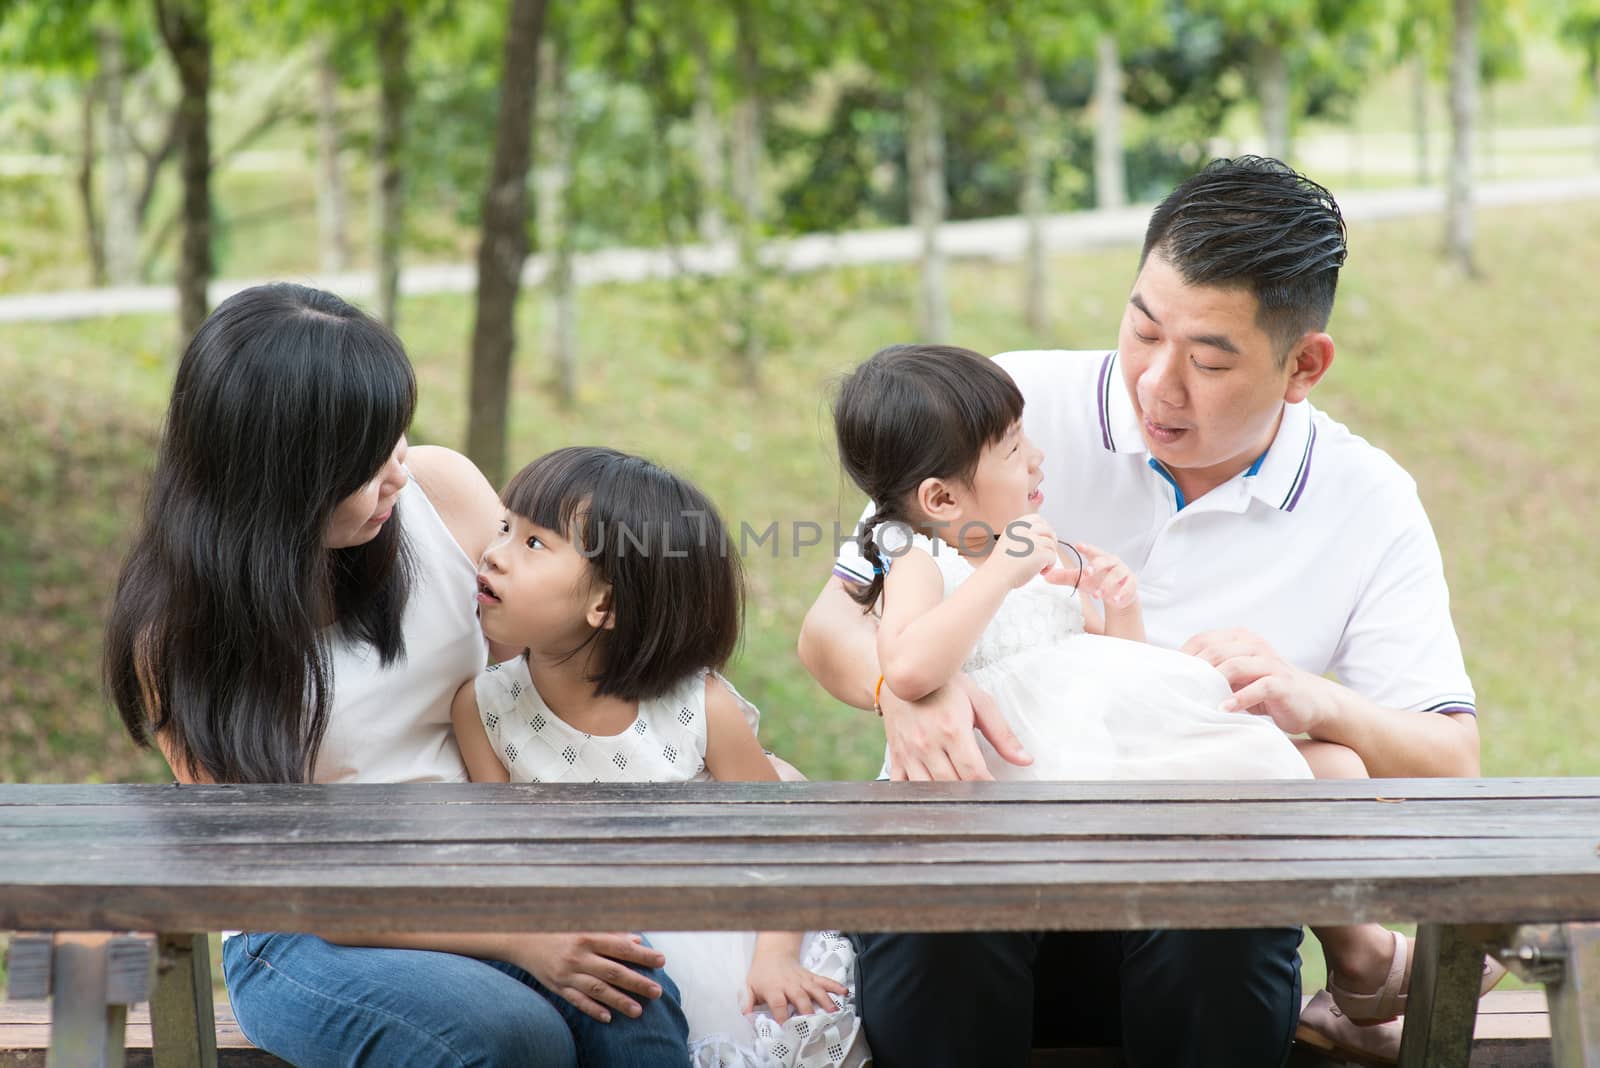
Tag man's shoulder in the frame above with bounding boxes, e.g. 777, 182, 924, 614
1307, 405, 1422, 510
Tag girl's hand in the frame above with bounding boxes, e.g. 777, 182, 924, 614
741, 954, 848, 1024
1075, 542, 1138, 609
508, 932, 666, 1023
989, 513, 1066, 588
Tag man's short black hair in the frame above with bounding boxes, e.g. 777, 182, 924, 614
1141, 156, 1347, 361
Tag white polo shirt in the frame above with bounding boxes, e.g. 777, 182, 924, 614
834, 349, 1475, 717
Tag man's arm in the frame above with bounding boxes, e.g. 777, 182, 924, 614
1184, 629, 1480, 778
797, 576, 1031, 780
796, 576, 880, 710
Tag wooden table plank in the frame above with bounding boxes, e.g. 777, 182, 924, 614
4, 778, 1598, 806
4, 782, 1598, 934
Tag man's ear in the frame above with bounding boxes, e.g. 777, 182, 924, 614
1283, 332, 1335, 403
585, 585, 616, 631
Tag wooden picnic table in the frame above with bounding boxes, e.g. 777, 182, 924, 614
3, 778, 1599, 1067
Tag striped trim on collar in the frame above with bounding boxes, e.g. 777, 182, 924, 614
1246, 401, 1319, 514
1096, 351, 1119, 451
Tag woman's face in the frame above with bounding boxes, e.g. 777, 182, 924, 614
325, 436, 408, 549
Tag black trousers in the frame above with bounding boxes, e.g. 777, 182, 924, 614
852, 927, 1303, 1068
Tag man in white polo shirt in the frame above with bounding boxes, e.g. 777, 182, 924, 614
798, 157, 1477, 1067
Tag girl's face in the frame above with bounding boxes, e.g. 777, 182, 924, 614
475, 512, 609, 651
962, 420, 1045, 537
325, 436, 408, 549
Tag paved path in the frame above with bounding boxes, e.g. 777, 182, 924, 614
3, 174, 1597, 324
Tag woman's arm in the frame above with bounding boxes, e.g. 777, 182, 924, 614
796, 577, 882, 710
450, 680, 510, 783
407, 446, 521, 663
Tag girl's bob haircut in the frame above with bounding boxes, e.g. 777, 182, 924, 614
502, 446, 743, 700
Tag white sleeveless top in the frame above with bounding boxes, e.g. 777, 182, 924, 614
474, 659, 760, 783
311, 472, 486, 783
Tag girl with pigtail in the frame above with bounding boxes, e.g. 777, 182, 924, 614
832, 343, 1307, 782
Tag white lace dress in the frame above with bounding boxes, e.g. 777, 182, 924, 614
476, 658, 869, 1068
905, 533, 1313, 782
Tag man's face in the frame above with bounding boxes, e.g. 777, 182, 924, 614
1117, 251, 1300, 486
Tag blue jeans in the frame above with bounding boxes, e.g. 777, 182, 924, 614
222, 932, 689, 1067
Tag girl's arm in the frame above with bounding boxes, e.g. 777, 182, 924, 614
876, 547, 1012, 702
450, 679, 510, 783
700, 677, 848, 1020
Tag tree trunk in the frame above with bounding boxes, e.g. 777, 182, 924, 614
535, 36, 576, 406
155, 0, 213, 344
906, 70, 949, 344
77, 77, 106, 287
1446, 0, 1477, 276
1092, 32, 1126, 210
98, 28, 138, 285
691, 26, 725, 246
375, 3, 410, 328
1256, 41, 1290, 162
1412, 52, 1430, 185
1019, 54, 1049, 336
465, 0, 548, 487
315, 37, 350, 274
730, 1, 763, 384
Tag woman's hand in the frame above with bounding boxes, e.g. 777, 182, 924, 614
741, 951, 848, 1024
506, 932, 666, 1023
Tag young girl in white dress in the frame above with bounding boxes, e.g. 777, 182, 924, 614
451, 446, 867, 1068
834, 344, 1312, 783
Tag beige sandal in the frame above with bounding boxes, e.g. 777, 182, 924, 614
1297, 989, 1402, 1067
1329, 929, 1412, 1023
1329, 930, 1511, 1024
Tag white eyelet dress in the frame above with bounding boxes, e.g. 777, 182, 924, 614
903, 531, 1313, 782
475, 659, 870, 1068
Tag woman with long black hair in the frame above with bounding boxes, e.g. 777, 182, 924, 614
105, 283, 688, 1067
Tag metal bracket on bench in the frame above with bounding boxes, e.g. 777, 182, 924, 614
1504, 923, 1600, 1067
3, 931, 156, 1068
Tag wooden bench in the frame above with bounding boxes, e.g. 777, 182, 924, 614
0, 991, 1555, 1066
3, 778, 1598, 1068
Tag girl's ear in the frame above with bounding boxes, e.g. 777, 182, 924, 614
916, 476, 962, 525
585, 585, 616, 631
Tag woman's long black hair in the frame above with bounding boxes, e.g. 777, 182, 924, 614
104, 283, 417, 783
832, 344, 1024, 610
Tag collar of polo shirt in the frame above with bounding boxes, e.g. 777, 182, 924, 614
1095, 350, 1318, 514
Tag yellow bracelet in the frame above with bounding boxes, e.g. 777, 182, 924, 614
873, 673, 886, 717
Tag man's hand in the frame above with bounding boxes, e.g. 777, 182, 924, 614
881, 673, 1031, 781
1182, 628, 1341, 736
507, 932, 666, 1023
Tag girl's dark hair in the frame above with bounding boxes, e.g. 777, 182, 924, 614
503, 446, 743, 701
831, 344, 1024, 610
104, 283, 418, 784
1141, 155, 1347, 361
